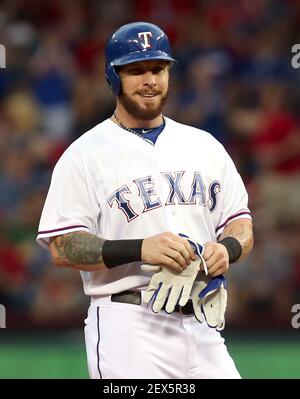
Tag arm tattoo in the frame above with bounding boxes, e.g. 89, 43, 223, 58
54, 232, 105, 265
220, 222, 253, 260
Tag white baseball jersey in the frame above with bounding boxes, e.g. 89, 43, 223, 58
37, 116, 251, 297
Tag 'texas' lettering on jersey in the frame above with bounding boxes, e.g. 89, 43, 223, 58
106, 171, 221, 222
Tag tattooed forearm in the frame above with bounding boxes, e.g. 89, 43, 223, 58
50, 232, 106, 271
219, 219, 253, 261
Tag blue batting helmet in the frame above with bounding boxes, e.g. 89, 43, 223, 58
105, 22, 176, 96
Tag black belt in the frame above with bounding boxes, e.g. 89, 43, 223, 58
111, 290, 194, 315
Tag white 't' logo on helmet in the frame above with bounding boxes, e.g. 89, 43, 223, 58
138, 32, 152, 49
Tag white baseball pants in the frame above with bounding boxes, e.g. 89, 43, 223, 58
84, 294, 241, 379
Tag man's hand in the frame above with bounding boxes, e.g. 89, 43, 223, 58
203, 242, 229, 277
142, 258, 201, 313
142, 232, 196, 272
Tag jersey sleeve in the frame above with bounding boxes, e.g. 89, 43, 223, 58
36, 144, 99, 249
215, 148, 252, 238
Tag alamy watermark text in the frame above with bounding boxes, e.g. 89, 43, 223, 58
291, 304, 300, 329
291, 44, 300, 69
0, 304, 6, 328
0, 44, 6, 68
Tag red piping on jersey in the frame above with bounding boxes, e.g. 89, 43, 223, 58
215, 211, 251, 233
38, 225, 89, 235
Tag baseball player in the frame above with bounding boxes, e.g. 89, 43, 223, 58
37, 22, 253, 379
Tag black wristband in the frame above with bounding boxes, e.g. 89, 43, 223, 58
218, 237, 242, 263
102, 239, 143, 268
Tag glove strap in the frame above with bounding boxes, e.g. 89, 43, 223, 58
199, 276, 226, 298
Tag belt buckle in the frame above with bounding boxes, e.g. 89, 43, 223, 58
179, 300, 193, 316
179, 306, 188, 315
178, 306, 185, 315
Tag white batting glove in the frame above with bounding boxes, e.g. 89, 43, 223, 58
191, 275, 227, 331
141, 264, 161, 273
141, 258, 201, 313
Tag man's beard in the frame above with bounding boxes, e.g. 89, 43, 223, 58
118, 89, 169, 121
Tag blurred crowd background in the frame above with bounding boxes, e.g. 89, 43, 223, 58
0, 0, 300, 331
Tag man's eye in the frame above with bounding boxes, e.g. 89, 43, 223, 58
128, 69, 142, 75
152, 67, 164, 74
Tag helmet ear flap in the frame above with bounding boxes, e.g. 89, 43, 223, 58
105, 64, 121, 96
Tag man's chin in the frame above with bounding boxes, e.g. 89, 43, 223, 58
124, 104, 163, 120
119, 92, 168, 120
137, 105, 162, 120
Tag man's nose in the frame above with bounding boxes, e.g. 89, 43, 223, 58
143, 71, 157, 86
